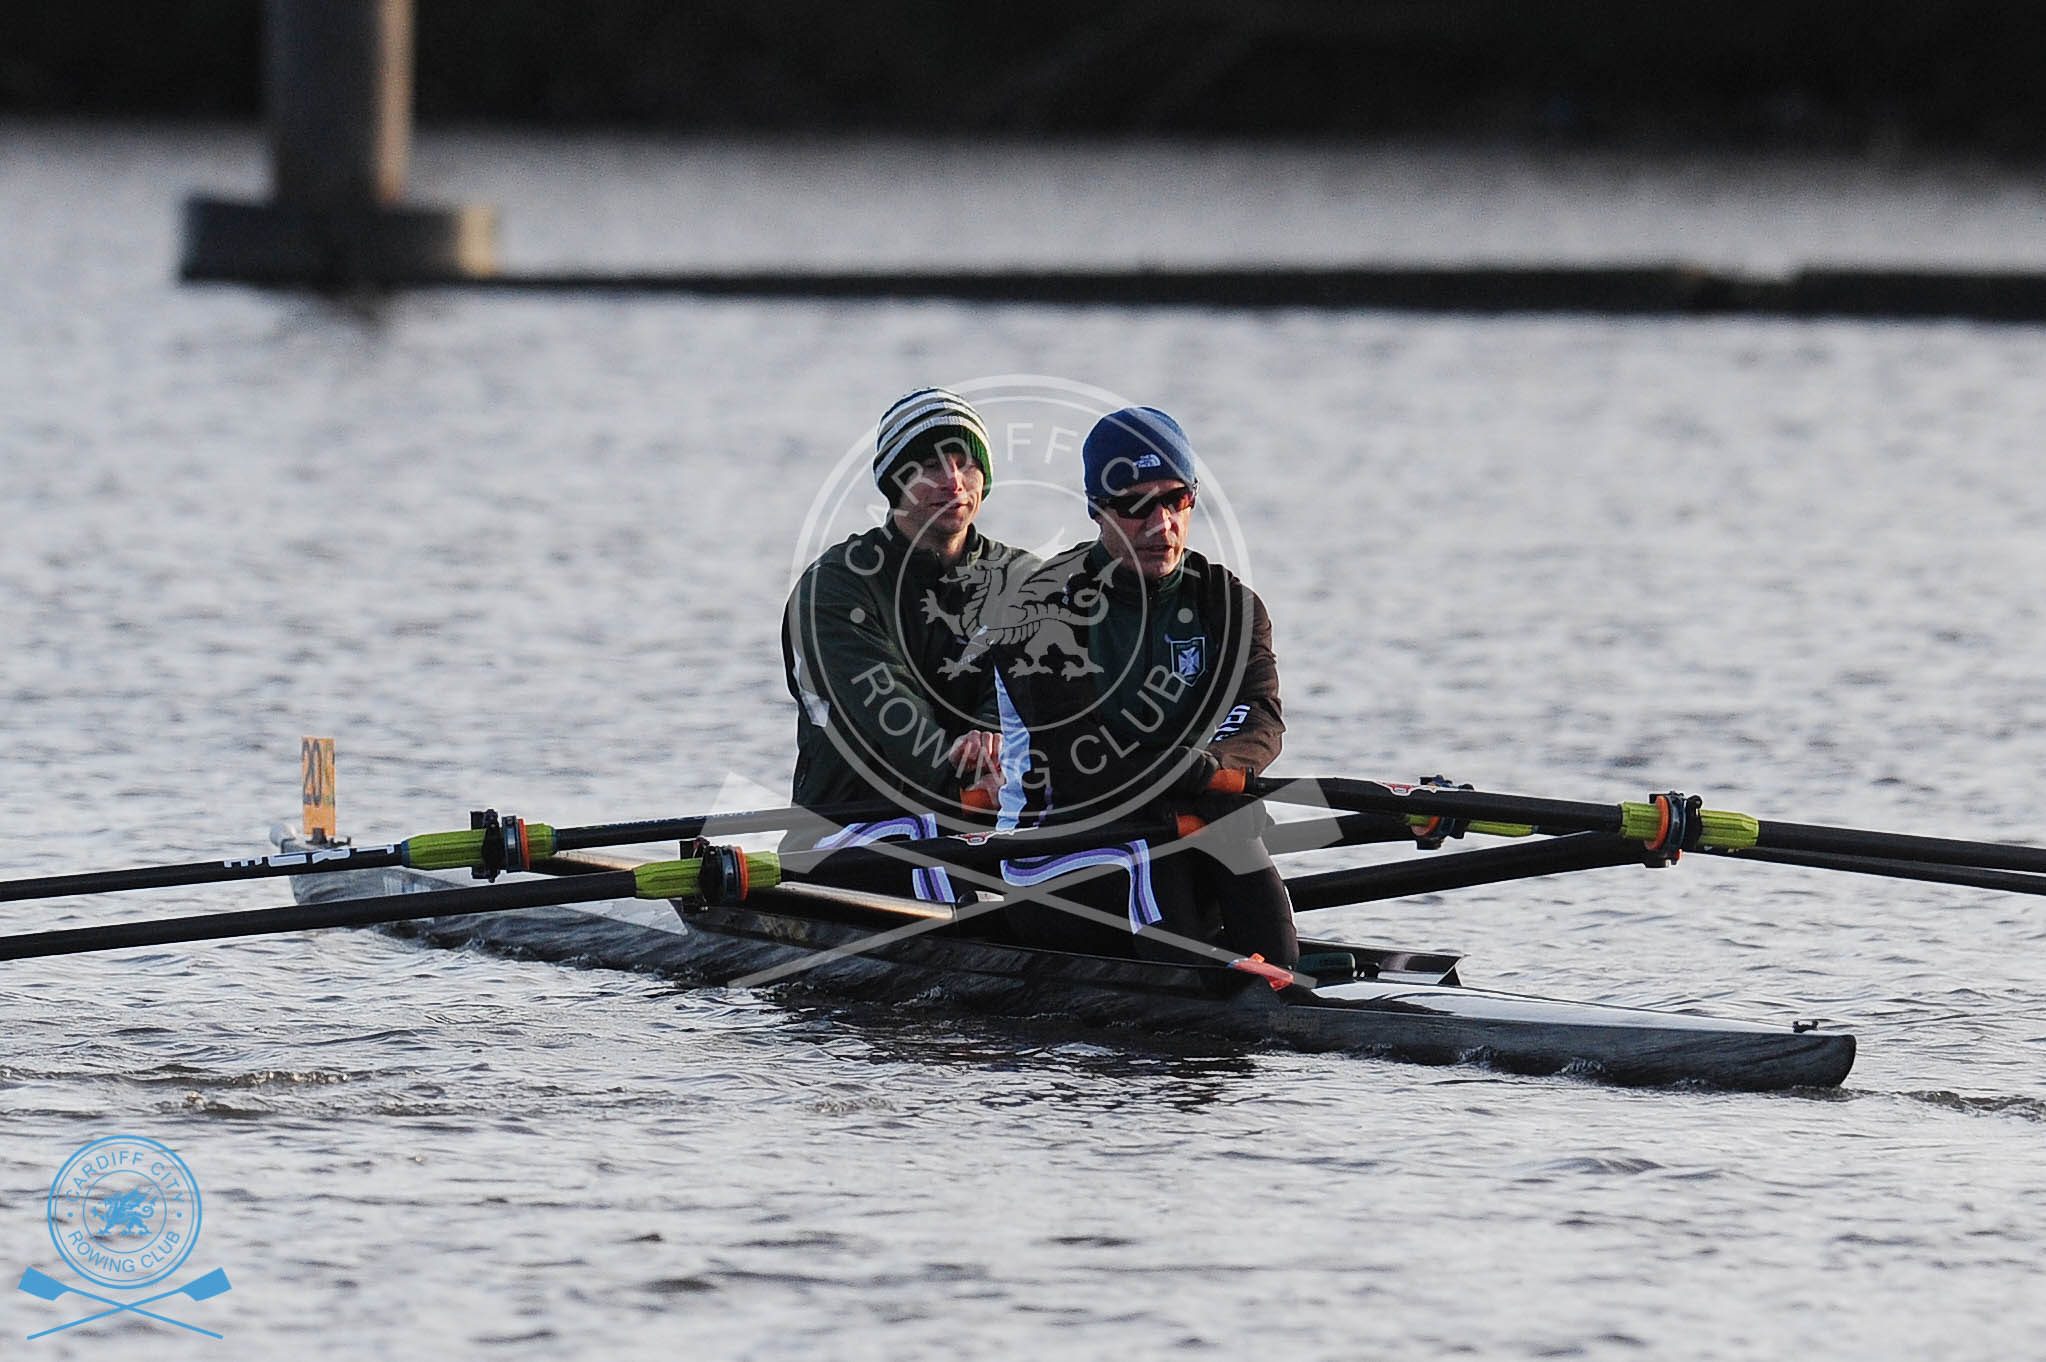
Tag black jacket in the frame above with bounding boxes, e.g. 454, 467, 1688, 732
783, 522, 1025, 809
987, 544, 1283, 827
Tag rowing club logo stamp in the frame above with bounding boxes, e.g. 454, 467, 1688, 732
924, 551, 1109, 681
21, 1135, 232, 1340
786, 373, 1257, 833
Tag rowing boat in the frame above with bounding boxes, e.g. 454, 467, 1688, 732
272, 826, 1856, 1091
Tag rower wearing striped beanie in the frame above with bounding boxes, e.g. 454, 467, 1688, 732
782, 384, 1023, 828
873, 387, 994, 503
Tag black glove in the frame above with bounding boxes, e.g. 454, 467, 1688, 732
1189, 791, 1272, 839
1165, 746, 1222, 798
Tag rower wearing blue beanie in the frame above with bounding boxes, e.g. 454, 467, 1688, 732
1080, 406, 1199, 501
987, 406, 1299, 970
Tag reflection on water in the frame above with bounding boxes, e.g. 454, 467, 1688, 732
774, 996, 1262, 1102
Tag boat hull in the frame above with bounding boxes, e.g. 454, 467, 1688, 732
280, 836, 1854, 1091
670, 897, 1854, 1091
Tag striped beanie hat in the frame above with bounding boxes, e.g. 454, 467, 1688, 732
873, 387, 993, 497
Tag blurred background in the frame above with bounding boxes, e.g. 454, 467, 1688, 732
7, 0, 2046, 152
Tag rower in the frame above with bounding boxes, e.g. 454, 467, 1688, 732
781, 387, 1025, 898
986, 406, 1298, 968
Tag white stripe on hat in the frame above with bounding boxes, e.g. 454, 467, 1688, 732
876, 388, 989, 470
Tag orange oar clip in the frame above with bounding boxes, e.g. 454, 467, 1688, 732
1229, 953, 1295, 991
1206, 768, 1248, 796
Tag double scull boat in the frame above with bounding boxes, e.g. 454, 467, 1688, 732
273, 825, 1856, 1091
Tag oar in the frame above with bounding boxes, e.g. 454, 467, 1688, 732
1262, 811, 1417, 855
1233, 775, 2046, 876
0, 870, 662, 962
723, 846, 1318, 991
1283, 834, 1658, 911
0, 835, 1323, 991
19, 1266, 227, 1339
0, 817, 1211, 962
0, 773, 1565, 908
542, 814, 1565, 915
0, 798, 971, 904
1708, 846, 2046, 898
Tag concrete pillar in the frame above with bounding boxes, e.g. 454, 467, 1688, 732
267, 0, 412, 208
181, 0, 496, 285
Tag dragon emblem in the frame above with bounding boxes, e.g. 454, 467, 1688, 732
90, 1187, 157, 1237
925, 553, 1110, 679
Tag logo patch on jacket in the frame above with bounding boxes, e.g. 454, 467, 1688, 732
1169, 637, 1205, 681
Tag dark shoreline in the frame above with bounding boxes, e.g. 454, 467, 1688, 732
179, 262, 2046, 325
8, 1, 2046, 156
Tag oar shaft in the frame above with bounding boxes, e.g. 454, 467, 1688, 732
0, 843, 405, 903
1263, 812, 1416, 855
1714, 846, 2046, 897
549, 798, 985, 852
1249, 777, 1623, 836
0, 872, 641, 962
0, 800, 969, 905
1752, 821, 2046, 876
779, 817, 1182, 881
1256, 776, 2046, 874
776, 807, 1418, 885
1285, 834, 1653, 911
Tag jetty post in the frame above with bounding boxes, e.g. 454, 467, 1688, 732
180, 0, 496, 285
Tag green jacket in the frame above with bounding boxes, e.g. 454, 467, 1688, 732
988, 544, 1284, 826
783, 522, 1025, 809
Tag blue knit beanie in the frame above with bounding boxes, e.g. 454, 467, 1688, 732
1081, 407, 1198, 501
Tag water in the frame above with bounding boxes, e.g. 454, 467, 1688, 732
5, 122, 2046, 1358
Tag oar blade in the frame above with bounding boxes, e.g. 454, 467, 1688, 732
17, 1266, 69, 1300
180, 1268, 232, 1300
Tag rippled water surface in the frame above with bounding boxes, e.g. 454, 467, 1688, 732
5, 125, 2046, 1359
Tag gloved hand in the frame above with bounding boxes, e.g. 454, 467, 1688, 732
1167, 749, 1272, 838
1165, 746, 1222, 797
1189, 791, 1272, 839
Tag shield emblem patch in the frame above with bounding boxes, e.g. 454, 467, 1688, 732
1170, 637, 1205, 681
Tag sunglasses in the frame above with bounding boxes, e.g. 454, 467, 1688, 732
1092, 485, 1195, 519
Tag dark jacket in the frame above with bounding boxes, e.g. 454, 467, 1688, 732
987, 543, 1283, 827
783, 521, 1025, 809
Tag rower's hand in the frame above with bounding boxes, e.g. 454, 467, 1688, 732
1188, 792, 1272, 839
948, 730, 1003, 801
1166, 747, 1222, 797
